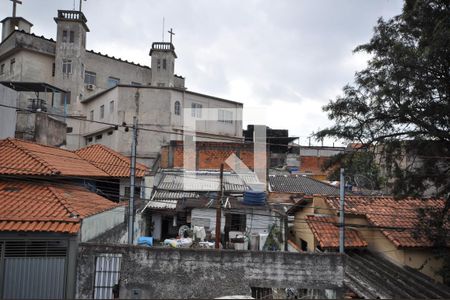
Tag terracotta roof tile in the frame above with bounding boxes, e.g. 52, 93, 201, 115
306, 215, 368, 249
324, 196, 448, 248
75, 144, 148, 177
0, 138, 109, 177
0, 180, 119, 234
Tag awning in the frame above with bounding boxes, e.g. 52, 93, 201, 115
0, 81, 67, 93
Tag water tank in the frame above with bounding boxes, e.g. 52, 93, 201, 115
243, 191, 266, 206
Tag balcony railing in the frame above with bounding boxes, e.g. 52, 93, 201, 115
57, 10, 87, 23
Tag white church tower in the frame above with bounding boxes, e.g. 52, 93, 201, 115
54, 9, 89, 114
149, 31, 177, 88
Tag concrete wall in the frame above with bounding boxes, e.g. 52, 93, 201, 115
80, 206, 126, 242
76, 243, 345, 299
0, 85, 16, 139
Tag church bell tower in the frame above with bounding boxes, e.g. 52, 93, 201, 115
149, 31, 177, 88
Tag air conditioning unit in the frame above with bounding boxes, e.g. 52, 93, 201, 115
86, 84, 96, 91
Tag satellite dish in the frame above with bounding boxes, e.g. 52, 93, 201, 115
178, 225, 190, 238
353, 174, 376, 195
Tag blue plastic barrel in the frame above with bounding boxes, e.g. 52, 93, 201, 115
137, 236, 153, 247
243, 191, 266, 206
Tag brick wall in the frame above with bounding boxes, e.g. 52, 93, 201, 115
160, 141, 260, 170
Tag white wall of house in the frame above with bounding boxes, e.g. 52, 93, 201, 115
0, 85, 17, 139
80, 206, 125, 242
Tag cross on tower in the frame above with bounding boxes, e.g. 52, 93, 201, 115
10, 0, 22, 18
168, 28, 175, 44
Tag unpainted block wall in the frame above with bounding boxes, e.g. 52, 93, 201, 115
160, 141, 257, 170
76, 243, 345, 299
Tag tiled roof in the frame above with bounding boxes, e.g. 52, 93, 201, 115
324, 196, 448, 248
0, 180, 119, 234
306, 215, 368, 249
0, 138, 108, 177
75, 144, 148, 177
269, 175, 340, 195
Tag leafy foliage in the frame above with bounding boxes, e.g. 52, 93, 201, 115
315, 0, 450, 284
324, 151, 383, 190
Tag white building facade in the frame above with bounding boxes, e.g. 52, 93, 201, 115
0, 6, 243, 166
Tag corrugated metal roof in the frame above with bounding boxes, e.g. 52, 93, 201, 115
145, 200, 178, 210
269, 175, 340, 195
157, 171, 259, 192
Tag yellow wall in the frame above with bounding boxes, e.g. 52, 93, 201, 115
293, 204, 316, 252
404, 249, 443, 283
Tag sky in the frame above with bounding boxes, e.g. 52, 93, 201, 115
1, 0, 403, 146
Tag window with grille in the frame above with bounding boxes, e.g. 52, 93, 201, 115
10, 58, 15, 74
62, 60, 72, 74
174, 101, 181, 115
191, 103, 202, 118
100, 105, 105, 119
229, 213, 246, 232
107, 77, 120, 88
85, 71, 96, 85
251, 287, 273, 299
218, 109, 233, 124
93, 254, 122, 299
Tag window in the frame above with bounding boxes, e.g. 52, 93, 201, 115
300, 239, 308, 251
52, 63, 55, 77
0, 64, 4, 75
218, 109, 233, 124
191, 103, 202, 118
62, 30, 68, 42
163, 59, 167, 70
87, 137, 93, 143
157, 59, 161, 70
69, 30, 75, 43
100, 105, 104, 119
95, 134, 102, 140
229, 214, 246, 232
131, 82, 141, 86
66, 127, 73, 133
109, 100, 114, 113
85, 71, 96, 85
90, 110, 94, 121
107, 77, 120, 88
10, 58, 15, 74
62, 60, 72, 74
174, 101, 181, 115
107, 131, 113, 136
61, 91, 71, 105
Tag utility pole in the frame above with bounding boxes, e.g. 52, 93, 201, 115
339, 168, 345, 253
215, 164, 224, 249
128, 116, 137, 245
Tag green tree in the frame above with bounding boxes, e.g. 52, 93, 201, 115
324, 151, 383, 190
316, 0, 449, 284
